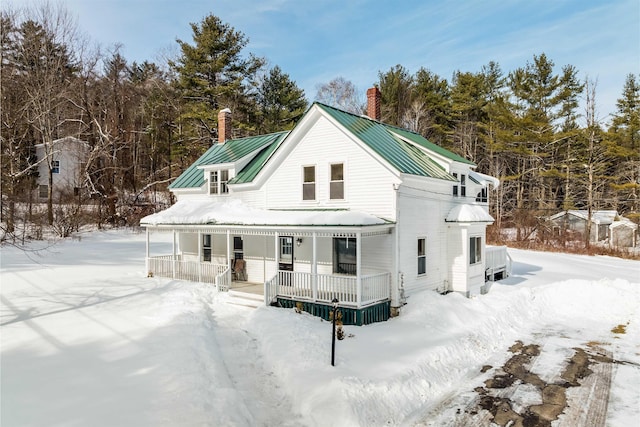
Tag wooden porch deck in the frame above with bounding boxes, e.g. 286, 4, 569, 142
229, 281, 264, 295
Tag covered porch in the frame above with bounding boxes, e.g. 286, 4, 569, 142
144, 221, 396, 323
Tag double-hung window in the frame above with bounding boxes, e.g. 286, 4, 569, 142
460, 174, 466, 197
210, 170, 229, 195
469, 236, 482, 264
330, 163, 344, 200
52, 160, 60, 174
220, 170, 229, 194
303, 166, 316, 200
203, 234, 212, 262
418, 238, 426, 275
452, 173, 458, 196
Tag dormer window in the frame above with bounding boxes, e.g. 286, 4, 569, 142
209, 170, 229, 195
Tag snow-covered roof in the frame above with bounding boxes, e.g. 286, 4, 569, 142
549, 210, 618, 225
609, 217, 638, 230
140, 199, 389, 227
469, 170, 500, 188
445, 204, 495, 223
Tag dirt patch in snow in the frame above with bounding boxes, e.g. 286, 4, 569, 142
462, 340, 617, 427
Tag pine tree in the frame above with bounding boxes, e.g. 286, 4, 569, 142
257, 65, 307, 133
170, 13, 264, 154
607, 74, 640, 216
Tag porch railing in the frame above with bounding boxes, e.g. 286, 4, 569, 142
265, 271, 391, 308
147, 255, 227, 284
485, 246, 512, 280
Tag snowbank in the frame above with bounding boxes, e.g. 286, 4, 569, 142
1, 230, 639, 426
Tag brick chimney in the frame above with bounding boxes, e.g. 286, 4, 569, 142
218, 108, 232, 143
366, 86, 381, 121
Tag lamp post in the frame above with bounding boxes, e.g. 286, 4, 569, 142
331, 298, 338, 366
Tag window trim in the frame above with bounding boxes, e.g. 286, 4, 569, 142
333, 237, 356, 275
417, 237, 426, 276
52, 160, 60, 174
202, 234, 212, 262
302, 165, 316, 201
329, 162, 345, 200
469, 236, 482, 265
209, 169, 230, 195
460, 174, 466, 197
452, 173, 458, 196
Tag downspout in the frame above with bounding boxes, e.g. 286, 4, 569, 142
172, 230, 176, 279
356, 231, 362, 307
145, 227, 149, 275
197, 231, 202, 283
393, 183, 401, 310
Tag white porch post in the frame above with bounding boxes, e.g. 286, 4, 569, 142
274, 231, 280, 287
274, 231, 280, 264
145, 227, 149, 275
312, 232, 317, 300
226, 230, 231, 266
356, 231, 362, 307
197, 231, 202, 283
172, 230, 176, 279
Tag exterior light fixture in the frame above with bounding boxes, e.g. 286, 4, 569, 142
296, 237, 303, 247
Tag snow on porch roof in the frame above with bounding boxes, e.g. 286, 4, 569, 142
445, 204, 495, 223
140, 199, 390, 227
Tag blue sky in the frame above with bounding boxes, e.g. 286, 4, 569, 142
16, 0, 640, 122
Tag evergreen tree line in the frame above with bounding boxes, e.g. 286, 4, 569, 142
1, 5, 638, 244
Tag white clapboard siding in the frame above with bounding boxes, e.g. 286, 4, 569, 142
396, 182, 459, 296
264, 116, 398, 219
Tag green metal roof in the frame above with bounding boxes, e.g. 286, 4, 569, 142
169, 131, 288, 189
228, 131, 288, 185
171, 103, 474, 189
316, 103, 459, 180
389, 127, 475, 166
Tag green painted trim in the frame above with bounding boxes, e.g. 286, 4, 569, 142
276, 298, 391, 326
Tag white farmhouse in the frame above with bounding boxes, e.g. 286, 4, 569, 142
141, 88, 505, 324
35, 136, 89, 200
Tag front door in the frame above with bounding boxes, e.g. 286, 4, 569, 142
279, 236, 294, 271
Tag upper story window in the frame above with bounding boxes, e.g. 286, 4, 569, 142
452, 173, 458, 196
303, 165, 316, 201
209, 170, 229, 195
330, 163, 344, 200
52, 160, 60, 174
452, 173, 466, 197
476, 187, 488, 203
470, 236, 482, 265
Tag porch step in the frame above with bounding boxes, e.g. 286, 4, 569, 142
226, 289, 263, 308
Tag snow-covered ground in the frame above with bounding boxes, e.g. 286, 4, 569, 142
1, 229, 638, 426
